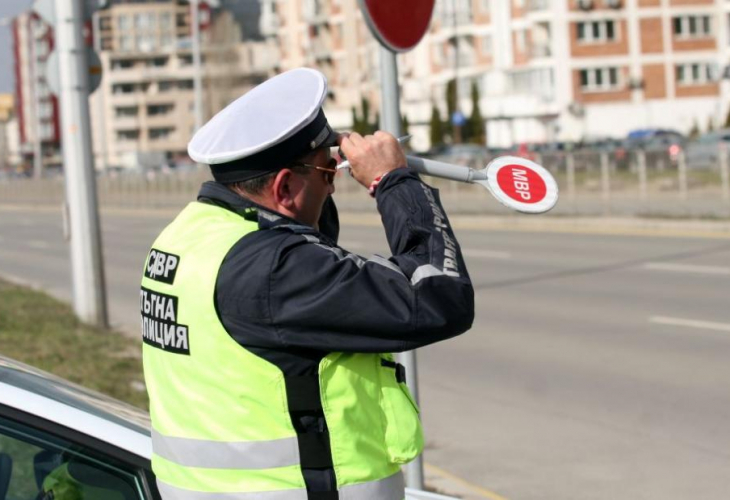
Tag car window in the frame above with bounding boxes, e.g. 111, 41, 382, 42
0, 416, 146, 500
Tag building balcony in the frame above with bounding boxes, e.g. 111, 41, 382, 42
526, 0, 551, 11
113, 116, 141, 129
530, 44, 552, 58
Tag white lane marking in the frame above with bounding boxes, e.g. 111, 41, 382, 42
463, 249, 512, 260
27, 240, 51, 249
650, 316, 730, 333
644, 262, 730, 276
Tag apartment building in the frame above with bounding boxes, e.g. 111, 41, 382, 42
421, 0, 730, 146
261, 0, 730, 148
91, 0, 269, 170
260, 0, 388, 127
12, 12, 61, 172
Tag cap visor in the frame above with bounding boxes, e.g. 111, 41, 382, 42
322, 129, 340, 148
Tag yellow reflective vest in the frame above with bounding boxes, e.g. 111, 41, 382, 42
142, 202, 423, 500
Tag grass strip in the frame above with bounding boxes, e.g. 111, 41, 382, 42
0, 279, 148, 410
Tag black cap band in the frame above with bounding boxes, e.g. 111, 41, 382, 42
209, 109, 337, 184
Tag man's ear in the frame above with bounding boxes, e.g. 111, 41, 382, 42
272, 169, 296, 209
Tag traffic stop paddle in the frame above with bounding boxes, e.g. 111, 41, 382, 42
339, 153, 560, 214
405, 154, 560, 213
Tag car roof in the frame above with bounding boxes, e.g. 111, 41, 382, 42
0, 355, 152, 460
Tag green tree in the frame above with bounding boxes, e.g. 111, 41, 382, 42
401, 115, 410, 137
689, 119, 700, 139
465, 81, 485, 144
445, 80, 457, 141
429, 104, 444, 147
351, 97, 378, 135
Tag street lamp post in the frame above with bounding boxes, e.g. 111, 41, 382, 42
190, 0, 204, 134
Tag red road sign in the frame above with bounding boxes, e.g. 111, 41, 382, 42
485, 156, 559, 214
358, 0, 435, 52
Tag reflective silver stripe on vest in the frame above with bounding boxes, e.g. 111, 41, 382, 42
157, 481, 308, 500
152, 430, 300, 469
156, 472, 404, 500
339, 471, 405, 500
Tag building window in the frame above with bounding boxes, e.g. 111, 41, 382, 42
160, 12, 173, 29
149, 127, 175, 140
515, 29, 527, 53
146, 57, 168, 68
576, 20, 616, 43
579, 67, 621, 92
160, 33, 174, 50
482, 35, 492, 55
116, 129, 140, 141
117, 15, 131, 31
672, 15, 711, 39
119, 35, 132, 52
676, 62, 718, 85
135, 13, 156, 30
112, 83, 135, 94
136, 35, 156, 52
147, 104, 174, 116
111, 59, 135, 70
115, 106, 138, 117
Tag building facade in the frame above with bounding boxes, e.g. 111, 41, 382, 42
262, 0, 730, 149
91, 0, 269, 170
12, 12, 61, 174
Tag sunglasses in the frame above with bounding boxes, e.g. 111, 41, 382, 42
291, 157, 338, 185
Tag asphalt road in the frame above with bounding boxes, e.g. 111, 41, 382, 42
1, 205, 729, 500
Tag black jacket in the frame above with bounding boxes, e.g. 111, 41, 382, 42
195, 168, 474, 495
199, 168, 474, 355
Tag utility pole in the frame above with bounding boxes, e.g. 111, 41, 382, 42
55, 0, 108, 328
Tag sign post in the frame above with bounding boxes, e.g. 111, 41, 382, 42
358, 0, 435, 490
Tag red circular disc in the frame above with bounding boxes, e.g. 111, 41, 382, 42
359, 0, 435, 52
496, 165, 548, 204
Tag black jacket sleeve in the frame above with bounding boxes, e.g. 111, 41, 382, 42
217, 169, 474, 353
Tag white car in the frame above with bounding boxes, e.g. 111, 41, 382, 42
0, 355, 453, 500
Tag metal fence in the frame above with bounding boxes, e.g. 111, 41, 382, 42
1, 150, 729, 218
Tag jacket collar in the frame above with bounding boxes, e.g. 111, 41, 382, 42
197, 181, 304, 230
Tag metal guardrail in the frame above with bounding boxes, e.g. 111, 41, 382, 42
1, 151, 729, 218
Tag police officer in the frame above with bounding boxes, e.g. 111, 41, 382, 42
141, 68, 474, 500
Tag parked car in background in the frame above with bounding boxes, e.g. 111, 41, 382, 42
0, 355, 456, 500
684, 128, 730, 169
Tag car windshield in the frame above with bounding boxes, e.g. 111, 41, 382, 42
0, 356, 151, 435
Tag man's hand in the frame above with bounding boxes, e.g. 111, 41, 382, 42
338, 131, 407, 188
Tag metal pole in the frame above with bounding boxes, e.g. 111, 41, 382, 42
720, 147, 730, 203
55, 0, 108, 328
92, 11, 108, 172
379, 46, 424, 491
31, 16, 44, 179
191, 0, 204, 133
566, 152, 576, 203
637, 149, 647, 202
600, 151, 610, 214
678, 150, 688, 201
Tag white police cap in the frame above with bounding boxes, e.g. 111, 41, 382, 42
188, 67, 339, 183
